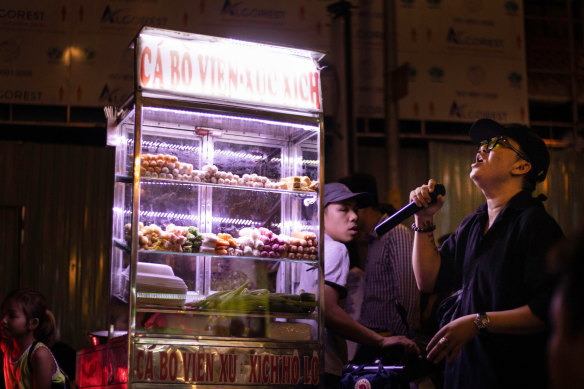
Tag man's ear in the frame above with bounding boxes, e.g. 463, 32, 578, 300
512, 160, 532, 177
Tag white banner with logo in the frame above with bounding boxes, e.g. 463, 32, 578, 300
395, 0, 528, 124
0, 0, 331, 106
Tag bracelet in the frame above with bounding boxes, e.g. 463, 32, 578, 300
411, 222, 436, 233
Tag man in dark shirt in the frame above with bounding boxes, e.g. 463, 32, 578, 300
409, 118, 564, 389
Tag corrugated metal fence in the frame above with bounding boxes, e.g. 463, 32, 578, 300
0, 141, 114, 350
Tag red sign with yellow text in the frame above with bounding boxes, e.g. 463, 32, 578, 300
133, 343, 320, 386
136, 29, 323, 112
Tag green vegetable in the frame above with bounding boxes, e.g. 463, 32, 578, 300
300, 293, 316, 302
187, 284, 316, 314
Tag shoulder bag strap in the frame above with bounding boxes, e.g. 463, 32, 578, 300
26, 340, 40, 372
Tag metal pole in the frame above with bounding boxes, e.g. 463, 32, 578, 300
567, 1, 579, 142
328, 1, 356, 175
384, 0, 401, 206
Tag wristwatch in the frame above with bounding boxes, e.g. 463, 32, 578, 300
474, 312, 490, 333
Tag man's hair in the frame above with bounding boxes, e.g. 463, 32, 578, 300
517, 151, 537, 192
503, 139, 537, 192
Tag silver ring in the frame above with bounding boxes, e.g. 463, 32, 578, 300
438, 337, 449, 346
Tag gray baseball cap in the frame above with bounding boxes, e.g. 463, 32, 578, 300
324, 182, 374, 208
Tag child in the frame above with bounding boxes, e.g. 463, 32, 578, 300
1, 288, 68, 389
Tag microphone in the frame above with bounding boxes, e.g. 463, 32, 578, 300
374, 184, 446, 237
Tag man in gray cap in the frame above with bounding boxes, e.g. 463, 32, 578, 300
298, 182, 419, 388
408, 119, 564, 389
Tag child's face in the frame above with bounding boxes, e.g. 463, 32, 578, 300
324, 199, 360, 243
1, 300, 29, 339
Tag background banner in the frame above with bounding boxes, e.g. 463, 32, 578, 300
395, 0, 528, 124
0, 0, 331, 106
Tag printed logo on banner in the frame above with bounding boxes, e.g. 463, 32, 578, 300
0, 8, 46, 28
446, 28, 504, 50
508, 72, 522, 88
0, 40, 21, 63
99, 84, 129, 105
505, 1, 520, 15
426, 0, 442, 9
82, 48, 96, 62
464, 0, 483, 12
449, 100, 507, 121
467, 65, 486, 86
408, 66, 418, 82
428, 66, 444, 82
46, 47, 64, 63
0, 89, 42, 102
220, 0, 285, 21
100, 5, 168, 27
399, 0, 416, 8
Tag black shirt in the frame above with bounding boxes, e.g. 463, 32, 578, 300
436, 190, 564, 389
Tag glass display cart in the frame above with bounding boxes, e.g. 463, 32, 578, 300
77, 27, 325, 388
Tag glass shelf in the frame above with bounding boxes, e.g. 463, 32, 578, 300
137, 247, 318, 265
114, 239, 319, 264
135, 306, 318, 320
116, 174, 318, 198
140, 176, 318, 198
133, 332, 320, 344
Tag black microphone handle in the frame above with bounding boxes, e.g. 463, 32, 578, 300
374, 184, 445, 237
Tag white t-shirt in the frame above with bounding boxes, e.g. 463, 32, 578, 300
297, 233, 350, 376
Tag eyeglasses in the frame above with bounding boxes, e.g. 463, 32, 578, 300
479, 136, 530, 162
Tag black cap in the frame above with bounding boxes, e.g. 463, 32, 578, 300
469, 118, 550, 183
324, 183, 373, 208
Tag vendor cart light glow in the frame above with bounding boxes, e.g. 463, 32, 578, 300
143, 106, 319, 132
304, 197, 317, 206
215, 149, 264, 161
93, 27, 324, 389
115, 367, 128, 384
128, 138, 201, 153
137, 32, 323, 111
